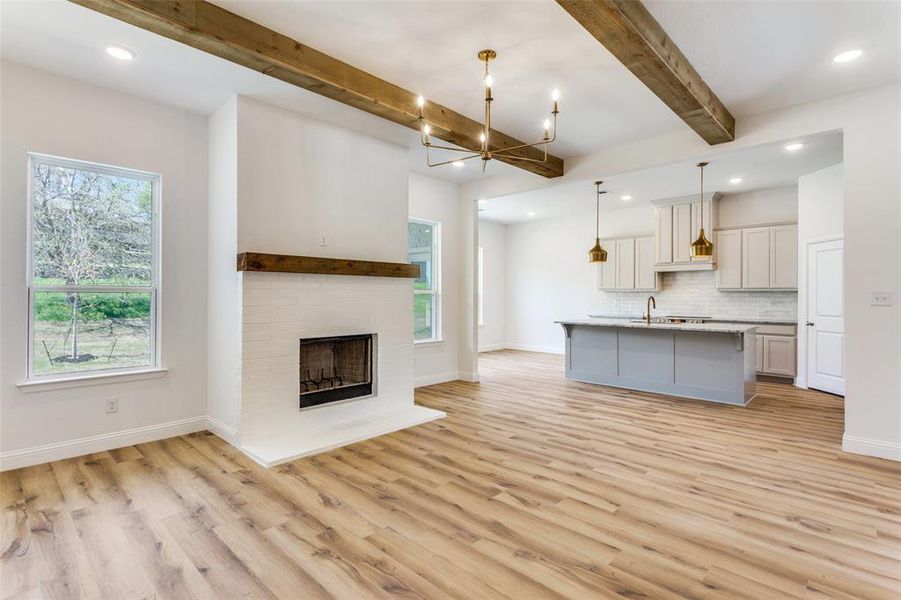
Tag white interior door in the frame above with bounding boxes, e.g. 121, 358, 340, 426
807, 239, 844, 395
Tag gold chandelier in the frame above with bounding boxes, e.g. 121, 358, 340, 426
417, 49, 560, 172
690, 161, 714, 258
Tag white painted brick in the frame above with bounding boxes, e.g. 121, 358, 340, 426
236, 271, 417, 443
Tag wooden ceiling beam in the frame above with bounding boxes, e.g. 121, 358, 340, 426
556, 0, 735, 145
69, 0, 564, 178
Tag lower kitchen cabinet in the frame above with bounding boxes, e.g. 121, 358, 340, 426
755, 325, 797, 379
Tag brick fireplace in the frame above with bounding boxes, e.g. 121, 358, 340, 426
233, 268, 445, 467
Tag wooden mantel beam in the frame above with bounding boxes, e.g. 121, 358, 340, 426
68, 0, 564, 178
556, 0, 735, 145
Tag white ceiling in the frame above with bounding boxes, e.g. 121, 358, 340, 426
1, 1, 896, 185
211, 0, 686, 159
645, 0, 901, 117
478, 131, 843, 224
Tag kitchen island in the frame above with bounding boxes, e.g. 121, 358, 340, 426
556, 318, 757, 405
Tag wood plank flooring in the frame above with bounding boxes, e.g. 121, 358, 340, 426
2, 349, 900, 599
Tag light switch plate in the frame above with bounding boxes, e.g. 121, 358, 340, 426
870, 291, 893, 306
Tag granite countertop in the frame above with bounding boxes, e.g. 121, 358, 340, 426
557, 317, 757, 334
587, 314, 796, 326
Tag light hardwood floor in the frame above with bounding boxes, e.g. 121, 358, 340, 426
2, 350, 900, 599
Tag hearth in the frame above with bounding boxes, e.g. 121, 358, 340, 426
298, 334, 374, 409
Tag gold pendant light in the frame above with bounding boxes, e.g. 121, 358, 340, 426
690, 161, 714, 258
588, 181, 608, 263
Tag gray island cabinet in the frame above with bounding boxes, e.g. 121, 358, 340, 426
557, 318, 758, 405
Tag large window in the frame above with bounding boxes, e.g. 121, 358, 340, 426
408, 218, 440, 342
27, 154, 159, 380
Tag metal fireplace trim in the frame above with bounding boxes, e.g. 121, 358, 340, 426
298, 333, 377, 411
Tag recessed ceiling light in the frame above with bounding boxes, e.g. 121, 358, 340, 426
527, 211, 536, 217
833, 49, 863, 63
620, 195, 633, 201
784, 142, 804, 152
105, 45, 135, 61
452, 161, 465, 168
729, 177, 744, 184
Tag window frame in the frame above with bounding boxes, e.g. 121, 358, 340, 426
408, 217, 441, 344
25, 153, 162, 383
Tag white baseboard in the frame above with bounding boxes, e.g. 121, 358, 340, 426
205, 416, 239, 445
414, 371, 461, 388
478, 343, 507, 352
457, 371, 479, 382
505, 343, 565, 355
0, 416, 208, 471
842, 434, 901, 461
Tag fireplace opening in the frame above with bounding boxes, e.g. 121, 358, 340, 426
299, 334, 374, 409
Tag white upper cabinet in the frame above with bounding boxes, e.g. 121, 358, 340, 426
655, 206, 673, 264
651, 193, 719, 271
635, 236, 657, 291
718, 223, 798, 291
598, 239, 617, 290
714, 229, 742, 289
597, 235, 658, 292
742, 226, 772, 288
615, 238, 636, 289
672, 203, 693, 264
770, 224, 798, 289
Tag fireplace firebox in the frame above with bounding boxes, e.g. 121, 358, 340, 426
298, 334, 374, 409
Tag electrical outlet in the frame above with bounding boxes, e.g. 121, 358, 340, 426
105, 397, 119, 414
870, 291, 893, 306
319, 234, 328, 247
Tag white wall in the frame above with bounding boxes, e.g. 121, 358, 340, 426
718, 186, 798, 228
236, 97, 408, 262
0, 62, 209, 461
409, 173, 461, 386
504, 205, 655, 353
796, 163, 844, 389
207, 97, 241, 437
461, 83, 900, 460
478, 220, 507, 351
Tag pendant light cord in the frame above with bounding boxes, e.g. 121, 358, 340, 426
697, 162, 708, 231
596, 182, 600, 239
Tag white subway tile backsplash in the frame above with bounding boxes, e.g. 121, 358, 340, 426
595, 270, 797, 321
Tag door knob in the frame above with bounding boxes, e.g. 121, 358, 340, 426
806, 322, 815, 326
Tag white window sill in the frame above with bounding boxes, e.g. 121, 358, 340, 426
414, 339, 444, 347
17, 367, 168, 393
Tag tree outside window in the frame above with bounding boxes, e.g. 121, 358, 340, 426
28, 154, 159, 379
